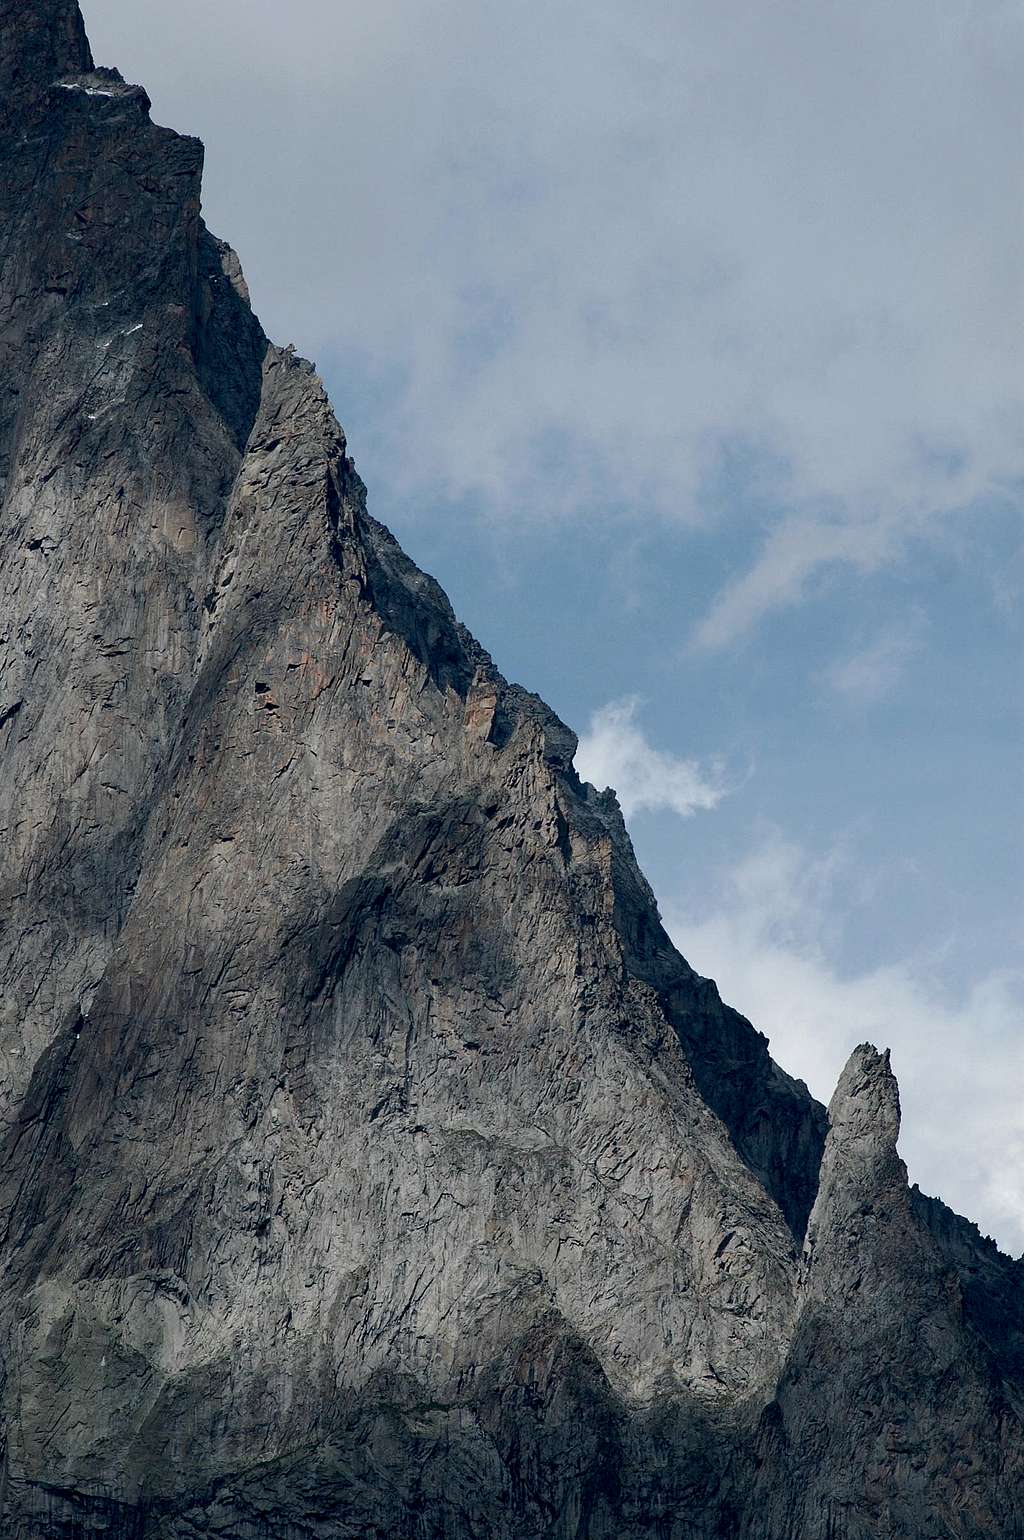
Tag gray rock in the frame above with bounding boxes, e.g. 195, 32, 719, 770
746, 1047, 1024, 1538
0, 6, 1020, 1536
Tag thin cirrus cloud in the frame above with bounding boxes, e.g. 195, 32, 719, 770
665, 830, 1024, 1258
81, 0, 1024, 645
691, 515, 902, 652
823, 611, 928, 705
574, 698, 727, 819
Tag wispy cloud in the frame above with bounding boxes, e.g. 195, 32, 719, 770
575, 698, 727, 819
822, 610, 927, 704
665, 831, 1024, 1256
693, 516, 900, 650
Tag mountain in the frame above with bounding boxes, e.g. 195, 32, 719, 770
1, 5, 1021, 1537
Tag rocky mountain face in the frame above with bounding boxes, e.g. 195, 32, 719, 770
1, 6, 1021, 1537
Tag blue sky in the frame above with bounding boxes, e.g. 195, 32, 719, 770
84, 0, 1023, 1252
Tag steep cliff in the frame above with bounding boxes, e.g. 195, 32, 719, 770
1, 6, 1020, 1537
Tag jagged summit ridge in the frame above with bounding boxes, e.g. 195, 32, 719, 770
0, 6, 1021, 1538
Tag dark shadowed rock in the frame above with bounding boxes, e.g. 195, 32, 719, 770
0, 6, 1021, 1536
0, 0, 92, 124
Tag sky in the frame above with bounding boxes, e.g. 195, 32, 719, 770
82, 0, 1023, 1254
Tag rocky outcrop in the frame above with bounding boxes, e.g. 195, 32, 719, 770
1, 6, 1021, 1536
745, 1048, 1024, 1538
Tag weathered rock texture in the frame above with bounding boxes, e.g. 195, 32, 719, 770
1, 6, 1021, 1537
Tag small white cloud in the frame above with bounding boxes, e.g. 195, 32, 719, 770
823, 612, 926, 704
665, 832, 1024, 1256
575, 697, 726, 820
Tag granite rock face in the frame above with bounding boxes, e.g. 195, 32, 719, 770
0, 6, 1021, 1537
